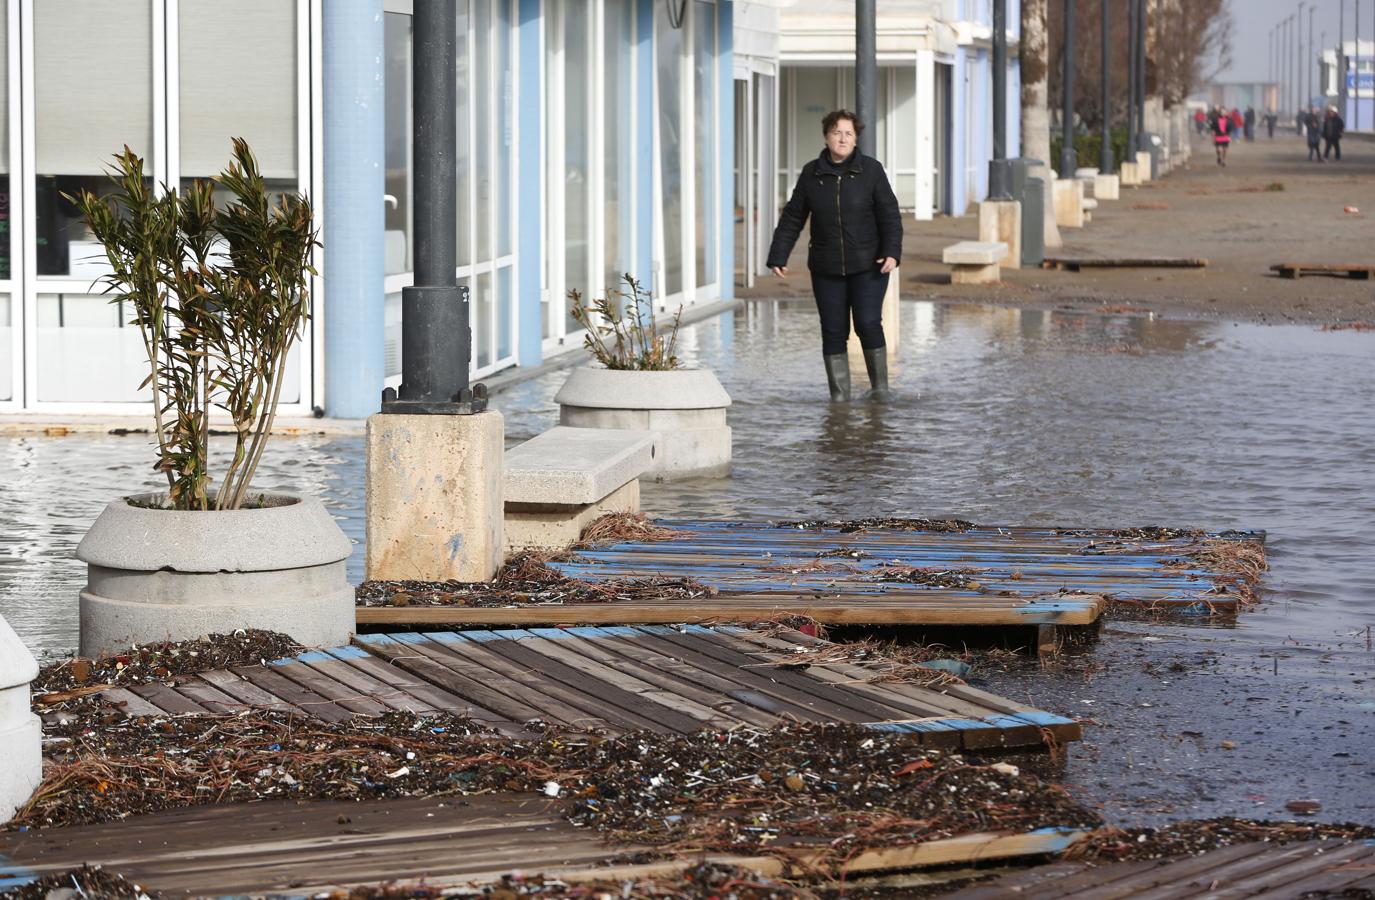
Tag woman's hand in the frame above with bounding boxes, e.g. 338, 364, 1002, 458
770, 266, 789, 278
877, 257, 898, 274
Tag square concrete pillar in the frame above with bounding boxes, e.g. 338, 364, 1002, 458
1052, 179, 1085, 229
1030, 166, 1063, 249
978, 200, 1022, 270
847, 266, 900, 359
366, 409, 505, 583
1119, 161, 1140, 186
1135, 151, 1153, 181
1094, 174, 1120, 201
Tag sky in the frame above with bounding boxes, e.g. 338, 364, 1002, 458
1220, 0, 1372, 83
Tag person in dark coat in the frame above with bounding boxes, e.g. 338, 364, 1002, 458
768, 110, 903, 402
1323, 107, 1346, 160
1264, 109, 1278, 138
1244, 107, 1256, 141
1306, 107, 1325, 161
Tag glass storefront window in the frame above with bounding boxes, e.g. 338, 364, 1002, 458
179, 1, 297, 199
35, 0, 154, 277
656, 8, 684, 298
0, 295, 11, 402
564, 4, 591, 328
36, 294, 146, 402
384, 13, 413, 276
693, 1, 716, 289
605, 0, 634, 298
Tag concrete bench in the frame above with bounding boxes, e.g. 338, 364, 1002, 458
943, 241, 1008, 285
1081, 196, 1099, 223
504, 426, 655, 553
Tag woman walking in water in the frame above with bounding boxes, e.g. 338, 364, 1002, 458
767, 110, 903, 402
1212, 106, 1232, 166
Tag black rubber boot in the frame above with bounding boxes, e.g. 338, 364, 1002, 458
862, 347, 894, 402
823, 354, 851, 402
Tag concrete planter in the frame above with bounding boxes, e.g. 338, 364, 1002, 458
77, 491, 354, 657
0, 615, 41, 823
555, 367, 732, 480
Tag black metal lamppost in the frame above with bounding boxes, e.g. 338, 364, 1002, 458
1060, 0, 1077, 178
382, 0, 486, 416
856, 0, 876, 158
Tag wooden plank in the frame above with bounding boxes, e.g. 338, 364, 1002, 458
173, 678, 258, 714
1134, 841, 1371, 900
295, 650, 442, 713
197, 669, 304, 715
1163, 841, 1375, 899
424, 633, 681, 733
128, 681, 213, 716
318, 647, 505, 722
101, 687, 170, 717
230, 665, 356, 724
266, 657, 393, 717
353, 634, 566, 726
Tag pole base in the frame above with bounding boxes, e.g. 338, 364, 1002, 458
381, 383, 489, 415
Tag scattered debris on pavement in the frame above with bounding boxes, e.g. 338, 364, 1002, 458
1, 864, 156, 899
1068, 817, 1375, 862
776, 518, 976, 534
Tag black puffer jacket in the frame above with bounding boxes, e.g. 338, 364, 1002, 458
767, 149, 903, 277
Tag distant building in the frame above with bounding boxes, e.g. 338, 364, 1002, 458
1200, 82, 1281, 114
1320, 40, 1375, 129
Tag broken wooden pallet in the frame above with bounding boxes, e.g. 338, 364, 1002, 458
0, 795, 1090, 896
945, 838, 1375, 898
357, 521, 1262, 632
1271, 262, 1374, 279
1043, 256, 1208, 271
95, 625, 1081, 750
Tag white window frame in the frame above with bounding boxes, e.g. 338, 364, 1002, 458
17, 0, 318, 416
0, 0, 21, 412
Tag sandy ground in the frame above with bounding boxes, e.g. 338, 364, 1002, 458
743, 133, 1375, 325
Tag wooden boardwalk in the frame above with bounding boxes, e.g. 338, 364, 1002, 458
947, 838, 1375, 898
358, 520, 1262, 629
100, 625, 1080, 750
0, 796, 1089, 896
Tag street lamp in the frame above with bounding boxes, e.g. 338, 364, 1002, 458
989, 0, 1012, 199
1100, 0, 1113, 174
1127, 0, 1138, 156
1060, 0, 1077, 178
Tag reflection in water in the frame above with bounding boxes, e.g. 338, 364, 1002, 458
2, 301, 1373, 824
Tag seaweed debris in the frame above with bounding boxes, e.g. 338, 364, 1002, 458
777, 518, 976, 534
863, 566, 985, 590
33, 630, 304, 705
573, 512, 682, 549
1062, 526, 1204, 542
15, 715, 1099, 868
1068, 817, 1375, 862
356, 552, 715, 608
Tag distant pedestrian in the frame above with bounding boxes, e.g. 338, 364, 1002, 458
1194, 109, 1207, 135
1306, 108, 1324, 161
1323, 107, 1345, 161
768, 109, 902, 403
1230, 108, 1244, 138
1264, 110, 1277, 138
1244, 107, 1256, 141
1212, 107, 1232, 166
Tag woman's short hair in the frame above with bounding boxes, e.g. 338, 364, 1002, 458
821, 109, 864, 136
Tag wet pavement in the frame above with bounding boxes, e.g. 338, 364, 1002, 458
2, 298, 1372, 828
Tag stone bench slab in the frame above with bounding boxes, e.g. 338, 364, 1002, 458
1081, 198, 1099, 210
943, 241, 1009, 266
505, 426, 655, 506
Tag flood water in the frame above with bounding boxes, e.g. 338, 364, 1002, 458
2, 300, 1372, 827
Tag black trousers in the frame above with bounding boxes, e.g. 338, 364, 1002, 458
812, 268, 889, 356
1325, 138, 1342, 160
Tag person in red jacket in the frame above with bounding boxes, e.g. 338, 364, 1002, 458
1194, 108, 1207, 135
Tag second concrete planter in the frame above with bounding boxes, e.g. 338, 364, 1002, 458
76, 491, 354, 657
554, 367, 732, 480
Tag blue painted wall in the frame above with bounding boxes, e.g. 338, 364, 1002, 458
516, 0, 543, 366
322, 0, 385, 418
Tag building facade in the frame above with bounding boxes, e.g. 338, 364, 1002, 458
1321, 41, 1375, 129
0, 0, 735, 418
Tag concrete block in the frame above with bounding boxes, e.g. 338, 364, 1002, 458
0, 615, 41, 824
1119, 161, 1140, 186
366, 409, 504, 583
505, 480, 640, 554
77, 492, 354, 656
942, 241, 1008, 265
1135, 151, 1152, 181
1074, 167, 1100, 179
847, 266, 900, 358
1082, 198, 1099, 211
1094, 173, 1120, 200
505, 426, 654, 506
1053, 179, 1085, 228
950, 263, 1002, 285
978, 200, 1022, 271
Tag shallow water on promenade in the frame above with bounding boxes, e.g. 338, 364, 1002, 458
2, 300, 1372, 825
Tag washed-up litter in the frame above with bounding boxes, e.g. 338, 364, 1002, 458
1, 864, 155, 899
863, 566, 985, 590
572, 512, 683, 549
356, 552, 716, 608
13, 713, 1099, 869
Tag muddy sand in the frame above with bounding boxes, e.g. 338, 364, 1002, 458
744, 134, 1375, 325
